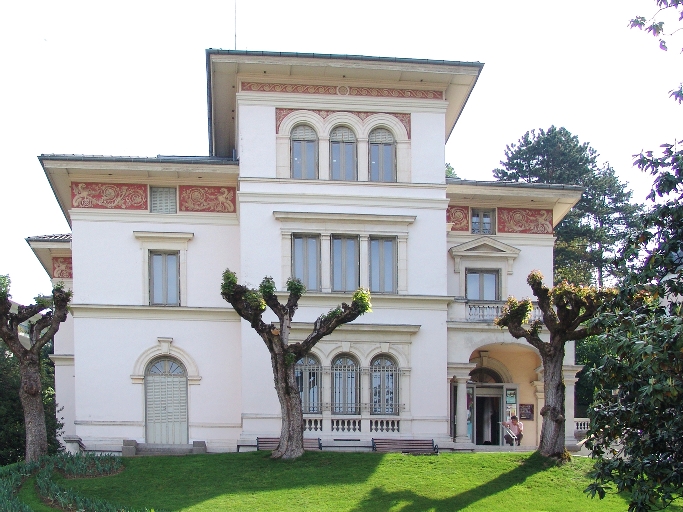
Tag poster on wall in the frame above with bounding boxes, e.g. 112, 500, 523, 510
519, 404, 534, 420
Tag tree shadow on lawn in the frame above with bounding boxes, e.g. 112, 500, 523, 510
350, 451, 551, 512
60, 451, 384, 511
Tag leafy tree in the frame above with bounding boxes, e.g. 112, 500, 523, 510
221, 271, 371, 459
0, 276, 71, 463
495, 271, 616, 459
445, 162, 459, 179
586, 142, 683, 512
493, 126, 642, 286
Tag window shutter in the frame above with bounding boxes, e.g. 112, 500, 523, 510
369, 128, 394, 144
150, 187, 177, 214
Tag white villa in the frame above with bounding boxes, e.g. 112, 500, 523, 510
27, 50, 585, 454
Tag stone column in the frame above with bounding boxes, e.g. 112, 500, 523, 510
359, 235, 370, 289
532, 365, 545, 447
449, 363, 476, 448
563, 364, 583, 451
320, 234, 331, 292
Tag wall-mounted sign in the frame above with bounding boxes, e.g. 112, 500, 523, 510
519, 404, 534, 420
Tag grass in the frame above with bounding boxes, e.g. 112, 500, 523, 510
16, 451, 682, 511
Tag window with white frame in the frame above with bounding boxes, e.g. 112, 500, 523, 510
466, 269, 499, 301
291, 124, 318, 179
371, 355, 398, 415
369, 128, 396, 182
292, 234, 320, 291
332, 354, 360, 415
150, 187, 177, 214
295, 355, 321, 414
471, 209, 495, 235
369, 237, 396, 294
331, 235, 359, 292
150, 251, 180, 306
330, 126, 357, 181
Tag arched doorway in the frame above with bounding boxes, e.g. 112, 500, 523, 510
145, 358, 188, 444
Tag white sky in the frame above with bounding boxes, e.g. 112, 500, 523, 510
0, 0, 680, 305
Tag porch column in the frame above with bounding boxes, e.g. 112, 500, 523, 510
449, 363, 476, 448
532, 366, 545, 447
563, 365, 583, 451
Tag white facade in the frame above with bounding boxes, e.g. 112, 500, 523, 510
28, 51, 583, 453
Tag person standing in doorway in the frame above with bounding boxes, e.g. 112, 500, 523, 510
502, 416, 523, 446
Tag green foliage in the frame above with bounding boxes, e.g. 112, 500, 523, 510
220, 269, 238, 296
323, 306, 343, 320
244, 290, 266, 313
286, 277, 306, 297
284, 352, 296, 367
445, 162, 458, 179
258, 276, 276, 297
0, 275, 10, 301
495, 297, 532, 328
351, 288, 372, 314
494, 126, 643, 286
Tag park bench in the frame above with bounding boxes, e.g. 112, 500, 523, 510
371, 438, 439, 454
256, 437, 322, 451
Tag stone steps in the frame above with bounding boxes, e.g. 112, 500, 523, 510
122, 440, 206, 456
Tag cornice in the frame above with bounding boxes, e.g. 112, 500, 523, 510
69, 210, 239, 226
238, 191, 449, 210
70, 304, 240, 321
274, 211, 416, 226
447, 233, 556, 247
284, 292, 450, 310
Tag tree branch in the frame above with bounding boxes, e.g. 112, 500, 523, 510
296, 301, 364, 356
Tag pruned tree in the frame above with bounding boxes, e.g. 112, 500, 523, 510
0, 275, 71, 463
220, 270, 371, 459
495, 271, 616, 459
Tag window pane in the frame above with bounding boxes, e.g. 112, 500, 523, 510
292, 141, 302, 179
482, 212, 492, 234
483, 273, 496, 300
293, 237, 304, 281
382, 144, 394, 182
370, 145, 380, 181
305, 141, 316, 179
345, 238, 357, 291
344, 143, 355, 180
370, 239, 380, 292
467, 273, 480, 300
332, 238, 342, 291
472, 211, 480, 233
383, 239, 394, 292
152, 254, 163, 304
166, 254, 178, 304
331, 142, 341, 180
307, 237, 318, 289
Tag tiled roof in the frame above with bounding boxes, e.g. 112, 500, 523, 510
25, 234, 72, 242
39, 154, 238, 165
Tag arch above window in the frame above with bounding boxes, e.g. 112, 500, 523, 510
131, 337, 201, 385
291, 124, 318, 179
369, 128, 396, 182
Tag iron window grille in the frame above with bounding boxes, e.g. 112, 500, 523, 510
295, 356, 322, 414
371, 356, 398, 415
332, 355, 360, 415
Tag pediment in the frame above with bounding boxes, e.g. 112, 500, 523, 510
449, 237, 520, 258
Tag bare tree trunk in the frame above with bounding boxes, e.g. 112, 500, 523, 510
539, 343, 566, 458
19, 352, 48, 463
270, 353, 304, 459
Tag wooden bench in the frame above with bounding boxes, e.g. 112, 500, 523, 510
371, 438, 439, 454
256, 437, 322, 451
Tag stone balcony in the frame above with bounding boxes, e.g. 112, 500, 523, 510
448, 299, 543, 324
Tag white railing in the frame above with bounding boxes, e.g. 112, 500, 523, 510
304, 418, 323, 432
461, 301, 544, 323
331, 418, 362, 432
369, 418, 400, 433
575, 418, 590, 431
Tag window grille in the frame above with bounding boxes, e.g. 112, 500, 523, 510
150, 251, 180, 305
295, 356, 322, 414
369, 128, 396, 183
471, 209, 495, 234
369, 237, 397, 293
371, 356, 398, 415
150, 187, 177, 214
466, 269, 499, 301
291, 124, 318, 179
292, 235, 320, 291
330, 126, 357, 181
332, 354, 360, 414
332, 236, 359, 292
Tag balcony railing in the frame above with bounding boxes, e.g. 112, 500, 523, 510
449, 300, 544, 324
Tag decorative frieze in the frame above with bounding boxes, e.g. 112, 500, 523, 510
52, 257, 73, 279
71, 182, 147, 210
242, 82, 443, 100
178, 186, 236, 213
275, 108, 411, 138
447, 206, 469, 231
498, 208, 553, 234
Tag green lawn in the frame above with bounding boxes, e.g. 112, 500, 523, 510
17, 451, 678, 511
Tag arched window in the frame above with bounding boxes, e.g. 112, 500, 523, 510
295, 355, 321, 414
369, 128, 396, 182
332, 354, 360, 415
371, 355, 398, 415
291, 124, 318, 179
330, 126, 357, 181
469, 367, 503, 384
145, 358, 188, 444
